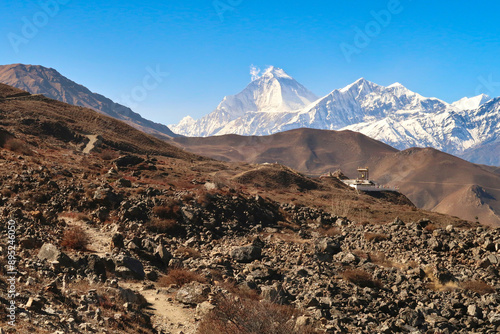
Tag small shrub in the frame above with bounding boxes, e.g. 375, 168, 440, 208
175, 246, 201, 259
461, 280, 495, 295
342, 269, 383, 288
364, 232, 389, 242
4, 138, 32, 155
158, 268, 206, 287
100, 149, 119, 161
197, 295, 318, 334
61, 226, 89, 251
146, 218, 179, 233
319, 226, 341, 237
424, 223, 437, 232
153, 201, 181, 220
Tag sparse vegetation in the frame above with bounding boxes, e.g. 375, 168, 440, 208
4, 138, 33, 155
342, 269, 383, 288
158, 268, 206, 287
461, 280, 496, 295
61, 226, 89, 250
146, 218, 179, 233
197, 295, 318, 334
364, 232, 389, 242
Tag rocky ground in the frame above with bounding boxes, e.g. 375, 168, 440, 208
0, 147, 498, 333
0, 86, 498, 333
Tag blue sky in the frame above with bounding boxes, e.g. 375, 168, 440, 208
2, 0, 500, 125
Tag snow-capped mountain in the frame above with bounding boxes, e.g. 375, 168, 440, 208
170, 66, 318, 137
172, 66, 499, 163
451, 94, 491, 111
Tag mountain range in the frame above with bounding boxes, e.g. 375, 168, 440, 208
171, 67, 500, 166
3, 63, 500, 225
0, 64, 178, 139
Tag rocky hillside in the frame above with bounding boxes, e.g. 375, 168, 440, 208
0, 64, 178, 139
172, 128, 500, 226
2, 84, 499, 334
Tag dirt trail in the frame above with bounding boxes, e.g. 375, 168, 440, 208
83, 134, 99, 154
122, 281, 198, 334
61, 217, 198, 333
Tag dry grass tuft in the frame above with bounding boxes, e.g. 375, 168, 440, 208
4, 138, 33, 155
197, 295, 318, 334
174, 246, 201, 259
100, 149, 119, 161
461, 280, 496, 295
61, 226, 89, 251
158, 268, 206, 287
146, 218, 179, 233
217, 281, 261, 301
342, 269, 383, 288
364, 232, 389, 242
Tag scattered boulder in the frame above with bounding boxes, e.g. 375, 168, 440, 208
114, 255, 145, 279
176, 282, 210, 305
230, 245, 262, 263
37, 243, 73, 267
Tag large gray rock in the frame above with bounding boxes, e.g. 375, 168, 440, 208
87, 255, 107, 278
154, 245, 172, 265
175, 282, 210, 305
37, 243, 73, 267
230, 245, 262, 263
315, 237, 341, 261
114, 255, 145, 279
108, 287, 147, 307
93, 187, 119, 206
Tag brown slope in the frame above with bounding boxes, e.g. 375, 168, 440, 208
173, 128, 500, 226
0, 83, 30, 98
0, 63, 178, 139
460, 139, 500, 167
173, 128, 398, 176
0, 83, 196, 160
370, 148, 500, 226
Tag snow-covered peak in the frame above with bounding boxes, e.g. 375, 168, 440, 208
177, 115, 195, 126
340, 78, 370, 92
452, 94, 491, 111
170, 67, 318, 136
260, 66, 293, 80
388, 82, 404, 88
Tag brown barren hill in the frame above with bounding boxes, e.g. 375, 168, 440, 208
0, 63, 178, 139
173, 128, 500, 226
173, 128, 398, 174
371, 148, 500, 226
0, 83, 196, 159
